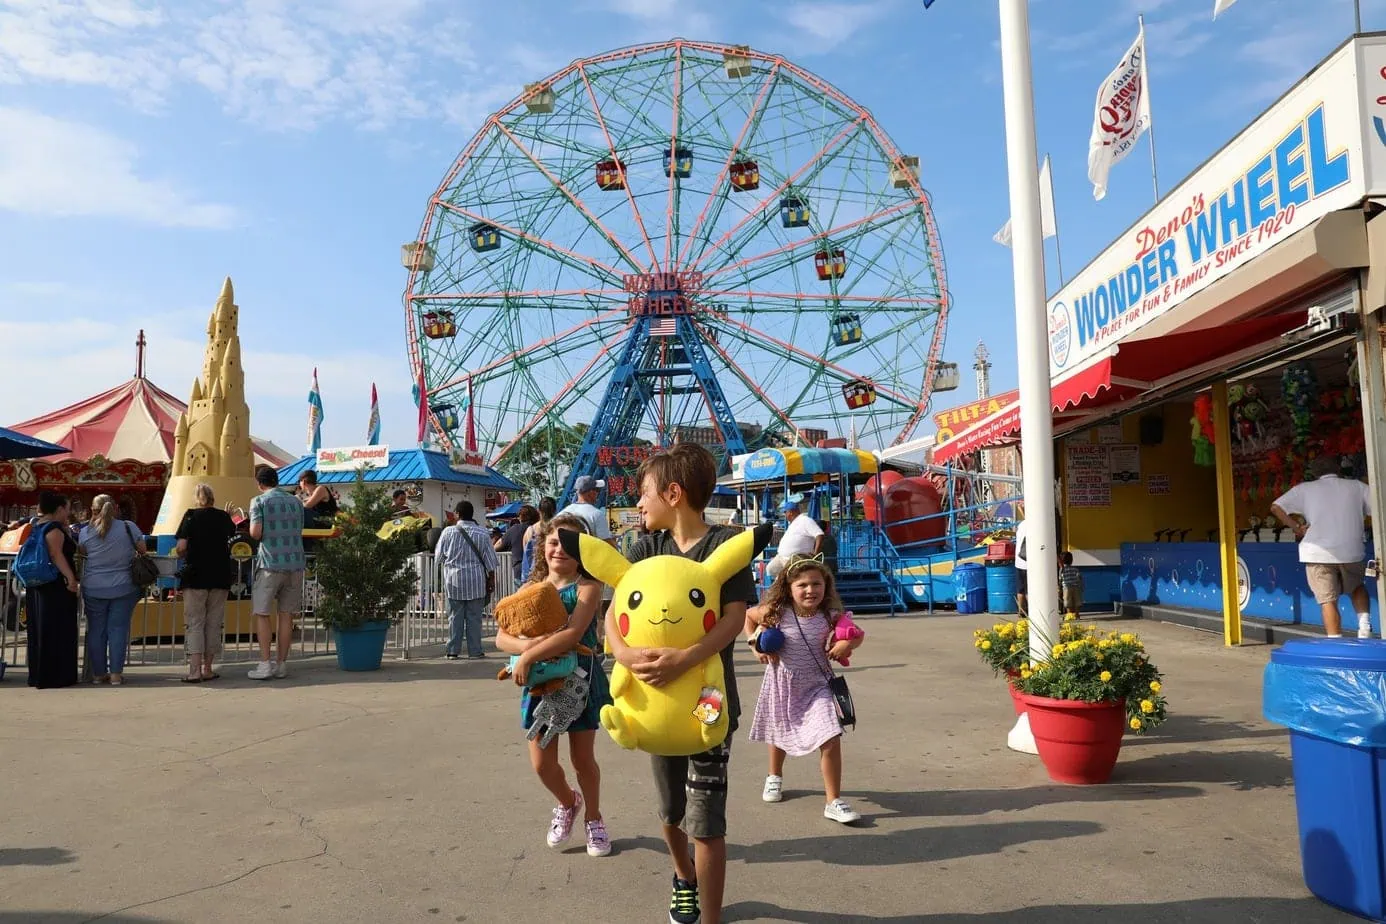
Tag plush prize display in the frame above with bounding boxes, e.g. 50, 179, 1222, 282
561, 523, 773, 757
493, 581, 592, 695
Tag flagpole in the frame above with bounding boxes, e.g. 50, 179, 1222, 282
1139, 13, 1161, 202
1356, 0, 1363, 33
998, 0, 1059, 752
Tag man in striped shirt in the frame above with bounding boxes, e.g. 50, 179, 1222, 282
436, 501, 499, 659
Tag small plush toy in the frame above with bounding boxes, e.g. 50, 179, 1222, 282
1281, 362, 1319, 449
492, 581, 592, 695
831, 610, 866, 667
561, 523, 773, 757
1191, 394, 1215, 467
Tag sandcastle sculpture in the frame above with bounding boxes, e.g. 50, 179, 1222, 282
152, 277, 262, 534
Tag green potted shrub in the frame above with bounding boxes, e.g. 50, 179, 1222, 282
313, 473, 416, 671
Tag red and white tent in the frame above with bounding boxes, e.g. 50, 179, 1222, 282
10, 376, 293, 469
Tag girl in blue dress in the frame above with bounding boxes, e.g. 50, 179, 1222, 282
495, 513, 614, 857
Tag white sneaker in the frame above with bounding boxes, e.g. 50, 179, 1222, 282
1360, 615, 1373, 640
274, 660, 289, 679
762, 775, 783, 803
247, 661, 274, 681
824, 798, 861, 824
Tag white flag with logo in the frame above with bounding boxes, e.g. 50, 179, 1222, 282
1213, 0, 1237, 17
1087, 24, 1152, 201
994, 155, 1057, 246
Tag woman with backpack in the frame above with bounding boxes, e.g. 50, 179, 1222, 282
22, 491, 81, 689
78, 494, 148, 686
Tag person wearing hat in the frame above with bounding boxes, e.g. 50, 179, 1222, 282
559, 475, 614, 545
766, 499, 823, 579
1271, 455, 1374, 639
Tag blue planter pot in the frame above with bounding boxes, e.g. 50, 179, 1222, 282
332, 620, 390, 671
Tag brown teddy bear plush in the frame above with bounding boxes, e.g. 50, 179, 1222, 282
494, 581, 592, 695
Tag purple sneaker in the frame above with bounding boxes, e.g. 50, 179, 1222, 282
585, 818, 611, 857
546, 789, 582, 848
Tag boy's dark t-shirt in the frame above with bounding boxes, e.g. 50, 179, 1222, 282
175, 507, 237, 590
628, 524, 759, 734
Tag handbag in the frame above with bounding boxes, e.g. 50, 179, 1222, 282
454, 524, 497, 596
125, 522, 160, 589
789, 612, 857, 730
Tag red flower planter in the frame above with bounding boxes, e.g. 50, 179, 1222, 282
1005, 671, 1024, 716
1018, 693, 1127, 784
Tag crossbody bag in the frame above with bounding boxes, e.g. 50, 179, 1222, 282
789, 612, 857, 730
454, 524, 497, 596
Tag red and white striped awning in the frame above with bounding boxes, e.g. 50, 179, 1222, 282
10, 376, 293, 469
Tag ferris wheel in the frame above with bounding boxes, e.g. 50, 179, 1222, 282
402, 39, 952, 499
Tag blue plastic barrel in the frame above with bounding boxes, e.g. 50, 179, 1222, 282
986, 563, 1019, 614
1264, 639, 1386, 921
955, 562, 988, 614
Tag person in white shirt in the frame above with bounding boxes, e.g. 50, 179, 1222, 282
1013, 518, 1029, 616
1271, 457, 1373, 639
559, 475, 614, 546
766, 500, 823, 578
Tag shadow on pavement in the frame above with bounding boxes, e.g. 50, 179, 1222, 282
0, 915, 167, 923
723, 897, 1347, 923
1110, 748, 1292, 790
851, 783, 1202, 819
1121, 712, 1286, 747
0, 847, 76, 867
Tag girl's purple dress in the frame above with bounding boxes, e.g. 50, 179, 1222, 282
749, 608, 842, 756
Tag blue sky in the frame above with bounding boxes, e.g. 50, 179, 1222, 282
0, 0, 1374, 455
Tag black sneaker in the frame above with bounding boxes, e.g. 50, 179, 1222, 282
669, 875, 700, 924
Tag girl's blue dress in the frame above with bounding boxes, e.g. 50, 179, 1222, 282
520, 581, 612, 733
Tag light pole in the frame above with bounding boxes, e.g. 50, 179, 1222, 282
998, 0, 1060, 753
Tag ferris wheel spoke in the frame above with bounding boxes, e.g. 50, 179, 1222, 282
578, 63, 660, 269
695, 323, 807, 439
490, 331, 630, 466
698, 290, 944, 311
492, 121, 647, 272
662, 43, 684, 270
433, 200, 626, 288
432, 309, 629, 392
673, 61, 782, 271
686, 115, 867, 275
702, 200, 915, 285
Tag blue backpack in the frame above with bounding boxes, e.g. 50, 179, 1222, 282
14, 522, 61, 588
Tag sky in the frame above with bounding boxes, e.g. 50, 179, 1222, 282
0, 0, 1375, 458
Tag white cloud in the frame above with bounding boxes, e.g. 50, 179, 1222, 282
0, 107, 238, 227
600, 0, 715, 36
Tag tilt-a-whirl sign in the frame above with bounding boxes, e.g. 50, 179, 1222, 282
1048, 37, 1386, 374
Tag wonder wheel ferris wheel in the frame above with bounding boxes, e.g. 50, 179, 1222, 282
402, 39, 953, 502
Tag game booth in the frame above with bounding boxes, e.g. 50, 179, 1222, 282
933, 34, 1386, 639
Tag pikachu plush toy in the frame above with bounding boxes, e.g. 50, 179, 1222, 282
561, 523, 772, 757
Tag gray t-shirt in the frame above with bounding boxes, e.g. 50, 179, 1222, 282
628, 525, 759, 733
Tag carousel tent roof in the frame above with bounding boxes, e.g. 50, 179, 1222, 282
9, 376, 294, 469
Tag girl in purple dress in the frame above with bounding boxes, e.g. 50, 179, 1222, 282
746, 555, 865, 824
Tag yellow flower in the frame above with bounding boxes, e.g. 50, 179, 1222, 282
1094, 653, 1104, 662
981, 640, 992, 650
1130, 717, 1143, 730
974, 639, 984, 648
1020, 669, 1032, 679
1052, 643, 1065, 656
1099, 670, 1112, 683
1150, 681, 1162, 693
1064, 613, 1077, 622
1119, 633, 1136, 644
1009, 643, 1020, 653
1140, 699, 1155, 714
1098, 639, 1112, 649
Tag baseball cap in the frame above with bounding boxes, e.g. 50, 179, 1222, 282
574, 475, 606, 494
780, 499, 801, 513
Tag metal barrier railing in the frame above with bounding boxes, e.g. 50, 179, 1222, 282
0, 550, 519, 671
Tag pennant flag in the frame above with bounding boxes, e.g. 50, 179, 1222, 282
921, 0, 938, 7
307, 368, 324, 454
416, 368, 431, 446
464, 378, 478, 454
994, 155, 1058, 246
367, 383, 381, 446
1088, 23, 1152, 201
1213, 0, 1237, 17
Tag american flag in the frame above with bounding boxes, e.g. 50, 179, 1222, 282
650, 318, 678, 337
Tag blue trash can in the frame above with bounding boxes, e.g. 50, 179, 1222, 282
986, 562, 1018, 614
955, 562, 987, 614
1264, 639, 1386, 922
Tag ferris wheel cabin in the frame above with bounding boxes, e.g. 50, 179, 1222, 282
889, 155, 920, 189
722, 45, 753, 78
831, 313, 864, 346
422, 311, 457, 340
815, 249, 847, 281
469, 222, 501, 253
431, 403, 460, 432
663, 145, 693, 178
595, 158, 626, 191
842, 379, 877, 409
780, 196, 811, 228
523, 81, 556, 114
729, 159, 760, 191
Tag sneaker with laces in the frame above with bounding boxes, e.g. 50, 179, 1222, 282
546, 790, 582, 848
1360, 615, 1373, 640
824, 798, 861, 824
584, 818, 611, 857
668, 875, 700, 924
762, 774, 783, 803
247, 661, 274, 681
274, 660, 289, 679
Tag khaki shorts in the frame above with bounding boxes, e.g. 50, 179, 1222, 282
1306, 563, 1367, 606
183, 588, 228, 655
253, 570, 304, 616
652, 739, 732, 840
